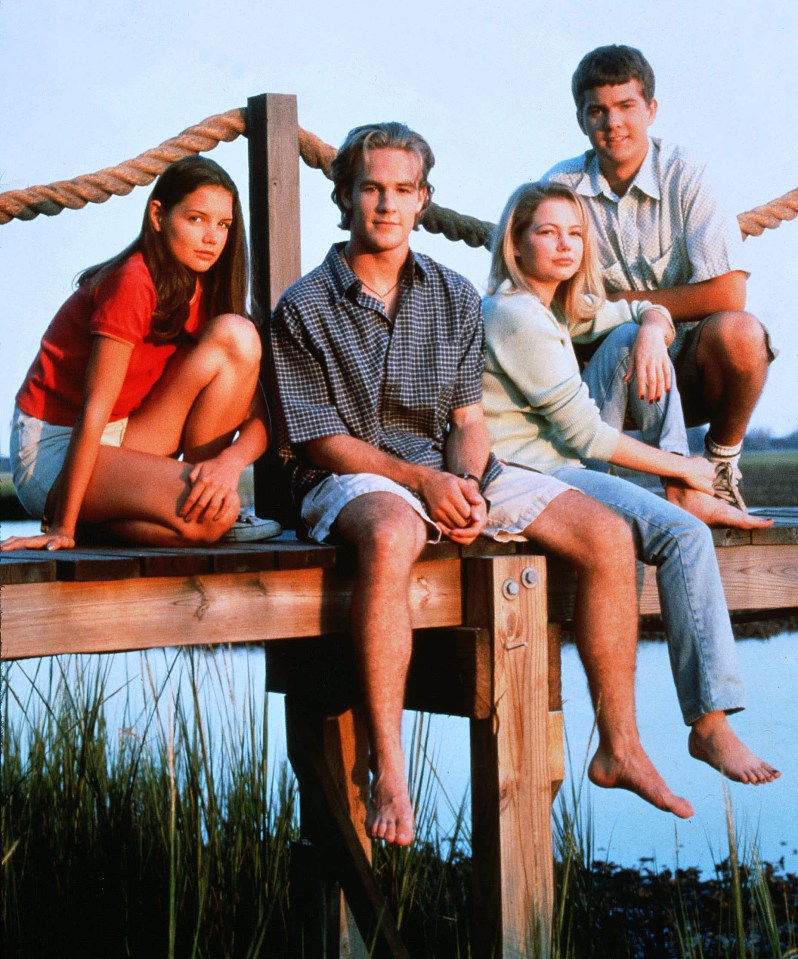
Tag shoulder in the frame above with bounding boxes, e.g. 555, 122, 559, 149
651, 138, 710, 186
482, 285, 552, 332
91, 252, 155, 307
275, 257, 338, 322
414, 252, 480, 301
541, 152, 592, 184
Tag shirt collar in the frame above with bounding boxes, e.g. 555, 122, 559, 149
326, 242, 428, 302
576, 137, 660, 202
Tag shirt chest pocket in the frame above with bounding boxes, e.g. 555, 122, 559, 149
644, 241, 687, 288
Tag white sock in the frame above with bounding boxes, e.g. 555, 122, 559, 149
704, 436, 742, 463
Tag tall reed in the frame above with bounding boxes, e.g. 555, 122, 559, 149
2, 651, 795, 958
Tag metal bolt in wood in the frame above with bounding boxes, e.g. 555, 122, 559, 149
521, 567, 539, 589
501, 578, 520, 600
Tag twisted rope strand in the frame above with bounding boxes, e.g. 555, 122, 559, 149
737, 189, 798, 237
1, 106, 797, 248
0, 108, 248, 224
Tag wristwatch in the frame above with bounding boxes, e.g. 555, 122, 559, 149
457, 472, 482, 486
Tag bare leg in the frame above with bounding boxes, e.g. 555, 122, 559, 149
334, 493, 428, 846
692, 311, 770, 447
69, 313, 260, 544
688, 711, 781, 784
76, 445, 241, 544
523, 491, 694, 818
122, 313, 261, 460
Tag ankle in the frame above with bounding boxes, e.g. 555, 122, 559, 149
704, 435, 742, 464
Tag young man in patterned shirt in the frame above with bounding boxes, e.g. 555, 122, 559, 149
543, 44, 777, 524
271, 122, 702, 846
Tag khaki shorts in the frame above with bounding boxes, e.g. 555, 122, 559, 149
10, 405, 128, 520
300, 465, 574, 545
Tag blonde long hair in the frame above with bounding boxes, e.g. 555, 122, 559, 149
487, 181, 605, 325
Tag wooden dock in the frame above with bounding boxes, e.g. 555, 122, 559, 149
3, 524, 797, 958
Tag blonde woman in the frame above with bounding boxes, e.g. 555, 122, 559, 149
482, 181, 778, 785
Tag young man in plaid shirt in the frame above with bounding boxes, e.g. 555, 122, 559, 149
271, 122, 698, 846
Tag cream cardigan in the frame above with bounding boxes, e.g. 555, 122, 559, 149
481, 281, 669, 474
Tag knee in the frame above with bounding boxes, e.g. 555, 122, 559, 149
605, 321, 639, 352
702, 311, 768, 374
204, 314, 262, 369
354, 513, 426, 571
177, 490, 242, 544
574, 504, 634, 574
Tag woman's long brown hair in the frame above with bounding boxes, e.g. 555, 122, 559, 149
77, 156, 248, 342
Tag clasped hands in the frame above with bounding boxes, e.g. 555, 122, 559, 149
418, 471, 487, 545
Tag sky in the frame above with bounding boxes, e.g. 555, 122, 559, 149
2, 0, 798, 455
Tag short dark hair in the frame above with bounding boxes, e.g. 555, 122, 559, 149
571, 44, 656, 111
330, 122, 435, 230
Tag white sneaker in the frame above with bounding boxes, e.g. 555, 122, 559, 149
221, 511, 282, 543
710, 459, 748, 512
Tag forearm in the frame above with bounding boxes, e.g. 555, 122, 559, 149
609, 433, 686, 479
303, 433, 437, 493
444, 416, 492, 481
50, 412, 108, 533
610, 272, 747, 323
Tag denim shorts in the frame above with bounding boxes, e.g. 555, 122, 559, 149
300, 465, 573, 545
10, 405, 128, 519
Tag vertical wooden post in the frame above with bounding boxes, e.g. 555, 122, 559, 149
322, 709, 371, 959
246, 92, 301, 320
284, 697, 411, 959
246, 93, 301, 523
467, 554, 553, 959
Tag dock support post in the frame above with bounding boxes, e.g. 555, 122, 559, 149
285, 698, 408, 959
467, 554, 554, 959
246, 92, 301, 524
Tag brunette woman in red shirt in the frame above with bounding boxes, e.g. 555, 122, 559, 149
2, 156, 274, 552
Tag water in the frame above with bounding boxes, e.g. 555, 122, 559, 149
3, 518, 796, 875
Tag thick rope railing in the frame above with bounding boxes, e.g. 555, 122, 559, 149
1, 107, 797, 248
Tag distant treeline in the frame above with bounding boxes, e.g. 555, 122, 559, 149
743, 427, 798, 452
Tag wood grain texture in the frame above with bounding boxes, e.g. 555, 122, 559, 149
467, 554, 553, 959
1, 559, 462, 660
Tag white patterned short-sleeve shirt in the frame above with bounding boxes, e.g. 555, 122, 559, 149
542, 137, 748, 293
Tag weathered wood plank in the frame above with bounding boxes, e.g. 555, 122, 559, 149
0, 554, 57, 585
267, 627, 493, 719
548, 711, 565, 800
467, 554, 553, 959
321, 709, 371, 959
548, 541, 798, 621
1, 559, 463, 660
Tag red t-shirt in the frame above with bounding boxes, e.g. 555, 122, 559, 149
16, 252, 207, 426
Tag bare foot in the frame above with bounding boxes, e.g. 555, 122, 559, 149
688, 712, 781, 784
589, 742, 694, 818
666, 484, 774, 530
366, 770, 415, 846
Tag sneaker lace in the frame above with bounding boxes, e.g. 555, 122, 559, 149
713, 460, 747, 511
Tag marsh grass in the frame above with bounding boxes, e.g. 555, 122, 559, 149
1, 652, 796, 958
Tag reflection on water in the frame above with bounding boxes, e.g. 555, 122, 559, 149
2, 518, 795, 875
427, 635, 797, 874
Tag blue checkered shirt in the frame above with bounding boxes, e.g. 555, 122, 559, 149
271, 243, 501, 502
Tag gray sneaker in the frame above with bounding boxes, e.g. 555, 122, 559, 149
712, 460, 747, 512
221, 512, 282, 543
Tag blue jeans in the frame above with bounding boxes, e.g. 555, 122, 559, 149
552, 466, 745, 725
581, 322, 690, 466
